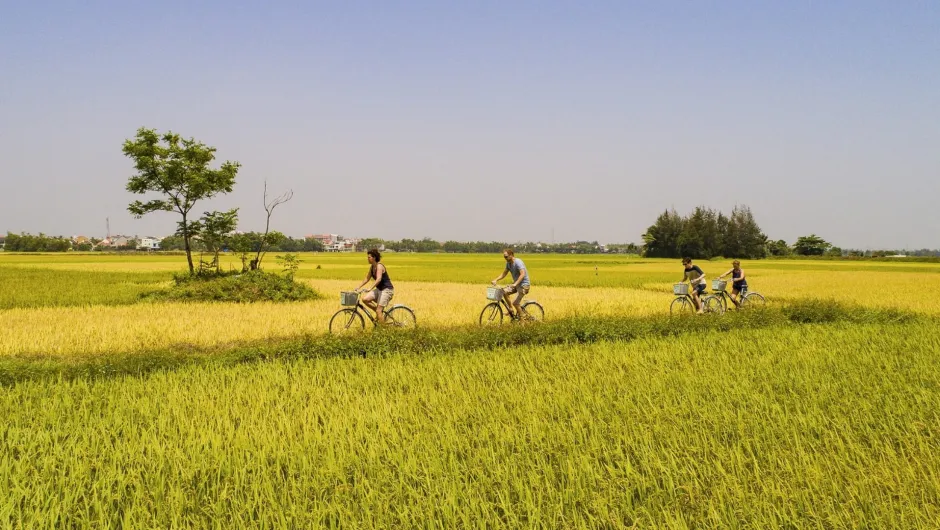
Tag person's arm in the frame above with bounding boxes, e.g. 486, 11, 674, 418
492, 268, 509, 284
737, 270, 746, 282
718, 268, 733, 279
357, 268, 373, 291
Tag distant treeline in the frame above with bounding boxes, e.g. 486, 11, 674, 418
358, 239, 640, 254
4, 217, 938, 259
2, 233, 73, 252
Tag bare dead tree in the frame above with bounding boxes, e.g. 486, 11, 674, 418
251, 180, 294, 270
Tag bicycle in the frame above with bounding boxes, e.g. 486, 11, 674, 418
479, 285, 544, 326
329, 290, 417, 334
670, 282, 714, 315
702, 280, 766, 314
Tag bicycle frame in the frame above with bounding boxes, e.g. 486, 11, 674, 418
496, 289, 532, 318
498, 295, 516, 315
480, 285, 544, 325
354, 302, 381, 325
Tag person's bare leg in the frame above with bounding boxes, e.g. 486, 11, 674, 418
362, 291, 378, 312
502, 290, 515, 317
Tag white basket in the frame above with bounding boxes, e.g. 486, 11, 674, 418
673, 283, 689, 296
340, 291, 360, 306
486, 286, 504, 301
712, 279, 727, 291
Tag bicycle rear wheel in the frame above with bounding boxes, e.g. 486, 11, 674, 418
741, 292, 766, 309
521, 301, 544, 322
479, 302, 503, 326
385, 306, 417, 329
670, 297, 694, 315
329, 308, 365, 334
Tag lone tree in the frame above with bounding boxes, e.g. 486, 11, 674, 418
123, 127, 240, 274
793, 234, 832, 256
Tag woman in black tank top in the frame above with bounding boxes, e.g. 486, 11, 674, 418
370, 262, 393, 291
355, 248, 395, 323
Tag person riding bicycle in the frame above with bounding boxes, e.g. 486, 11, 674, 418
492, 248, 529, 320
680, 257, 706, 314
717, 260, 747, 309
354, 248, 394, 324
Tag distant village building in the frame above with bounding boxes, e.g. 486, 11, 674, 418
138, 237, 161, 251
305, 233, 360, 252
306, 234, 338, 247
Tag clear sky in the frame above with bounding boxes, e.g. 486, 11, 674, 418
1, 1, 938, 249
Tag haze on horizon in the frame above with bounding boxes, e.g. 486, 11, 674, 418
1, 1, 938, 250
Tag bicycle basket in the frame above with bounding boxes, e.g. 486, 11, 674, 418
340, 291, 360, 306
673, 283, 689, 295
712, 279, 727, 291
486, 286, 504, 301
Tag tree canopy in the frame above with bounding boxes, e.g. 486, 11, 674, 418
123, 127, 240, 273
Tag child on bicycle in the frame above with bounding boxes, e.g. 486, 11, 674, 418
492, 248, 529, 319
354, 248, 394, 324
717, 260, 747, 309
681, 257, 706, 314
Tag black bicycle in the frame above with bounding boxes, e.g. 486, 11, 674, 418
670, 283, 714, 314
702, 280, 766, 314
329, 291, 417, 334
479, 285, 544, 326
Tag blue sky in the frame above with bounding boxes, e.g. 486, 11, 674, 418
1, 1, 938, 248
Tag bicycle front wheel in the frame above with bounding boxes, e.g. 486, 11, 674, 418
521, 301, 544, 322
385, 306, 417, 329
329, 308, 365, 334
703, 295, 725, 315
741, 292, 766, 309
670, 297, 694, 315
479, 302, 504, 326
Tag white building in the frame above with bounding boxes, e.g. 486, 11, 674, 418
138, 237, 161, 251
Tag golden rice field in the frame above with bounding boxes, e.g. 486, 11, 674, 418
1, 252, 939, 527
1, 252, 939, 358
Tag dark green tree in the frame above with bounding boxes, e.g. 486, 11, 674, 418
158, 235, 186, 251
302, 238, 325, 252
793, 234, 831, 256
642, 209, 684, 258
358, 238, 384, 250
123, 127, 240, 274
767, 239, 790, 257
729, 205, 768, 258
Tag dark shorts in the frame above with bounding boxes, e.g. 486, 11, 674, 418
693, 283, 706, 295
732, 281, 747, 292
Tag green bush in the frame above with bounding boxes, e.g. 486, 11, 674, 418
145, 270, 320, 303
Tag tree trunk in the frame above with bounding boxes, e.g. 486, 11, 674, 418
181, 215, 194, 274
